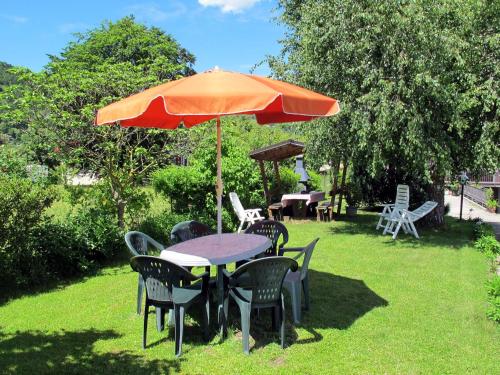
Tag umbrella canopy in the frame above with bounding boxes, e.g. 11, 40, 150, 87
95, 67, 340, 233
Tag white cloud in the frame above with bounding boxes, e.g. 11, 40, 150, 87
125, 2, 187, 23
198, 0, 261, 13
1, 14, 28, 24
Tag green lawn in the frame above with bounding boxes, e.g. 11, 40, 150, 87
1, 213, 499, 374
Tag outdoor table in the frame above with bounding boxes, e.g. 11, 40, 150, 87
160, 233, 271, 337
281, 191, 326, 218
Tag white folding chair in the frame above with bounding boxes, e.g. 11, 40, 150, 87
229, 192, 264, 233
383, 201, 438, 239
376, 184, 410, 230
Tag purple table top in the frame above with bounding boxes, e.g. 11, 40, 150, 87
160, 233, 272, 267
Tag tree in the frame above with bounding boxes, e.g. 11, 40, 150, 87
272, 0, 499, 223
0, 17, 196, 228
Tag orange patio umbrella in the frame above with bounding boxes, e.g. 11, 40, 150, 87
95, 67, 340, 233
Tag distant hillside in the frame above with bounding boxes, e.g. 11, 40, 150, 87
0, 61, 17, 89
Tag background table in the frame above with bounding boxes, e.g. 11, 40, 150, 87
160, 233, 271, 337
281, 191, 326, 217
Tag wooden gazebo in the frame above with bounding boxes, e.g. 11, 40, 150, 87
249, 139, 304, 206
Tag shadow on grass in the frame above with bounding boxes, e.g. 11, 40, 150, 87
329, 212, 473, 249
0, 328, 182, 375
224, 269, 388, 351
0, 250, 132, 308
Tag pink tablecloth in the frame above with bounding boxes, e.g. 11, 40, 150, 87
281, 191, 325, 207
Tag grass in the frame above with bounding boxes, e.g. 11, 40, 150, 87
1, 212, 499, 374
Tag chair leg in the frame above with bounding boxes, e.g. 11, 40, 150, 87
271, 306, 279, 331
280, 295, 286, 349
137, 275, 144, 315
156, 307, 164, 332
143, 302, 149, 349
392, 220, 403, 240
240, 303, 251, 354
303, 276, 310, 311
167, 309, 175, 327
202, 299, 210, 341
290, 282, 301, 324
174, 305, 185, 357
409, 220, 420, 239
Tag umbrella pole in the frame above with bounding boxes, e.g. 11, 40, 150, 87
216, 116, 223, 234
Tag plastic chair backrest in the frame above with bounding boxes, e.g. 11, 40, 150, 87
130, 256, 197, 303
125, 231, 164, 256
395, 184, 410, 209
229, 192, 246, 220
412, 201, 438, 219
170, 220, 214, 244
244, 220, 289, 256
298, 238, 319, 280
230, 256, 298, 305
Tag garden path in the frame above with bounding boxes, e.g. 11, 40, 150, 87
445, 194, 500, 240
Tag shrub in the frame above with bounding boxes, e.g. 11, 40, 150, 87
138, 212, 192, 246
474, 235, 500, 258
308, 170, 322, 191
486, 276, 500, 323
153, 135, 264, 231
64, 206, 123, 260
0, 176, 55, 286
270, 167, 300, 197
0, 144, 29, 177
472, 220, 495, 240
0, 176, 124, 287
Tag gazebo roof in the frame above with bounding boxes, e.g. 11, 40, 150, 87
249, 139, 304, 162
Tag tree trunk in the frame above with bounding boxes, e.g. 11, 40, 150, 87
424, 175, 445, 226
337, 160, 348, 215
117, 200, 126, 229
330, 160, 341, 206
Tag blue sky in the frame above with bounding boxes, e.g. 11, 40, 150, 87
0, 0, 285, 75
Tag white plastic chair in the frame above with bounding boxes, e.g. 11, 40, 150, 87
376, 184, 410, 230
383, 201, 438, 239
229, 192, 264, 233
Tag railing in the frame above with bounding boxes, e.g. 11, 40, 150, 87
470, 170, 500, 185
464, 185, 487, 207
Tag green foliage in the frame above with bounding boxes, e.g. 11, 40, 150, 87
0, 16, 195, 227
153, 129, 265, 231
307, 170, 321, 191
345, 181, 363, 207
474, 235, 500, 258
152, 166, 205, 214
138, 212, 191, 246
0, 61, 16, 89
0, 176, 55, 285
472, 220, 496, 240
63, 206, 123, 260
273, 0, 499, 216
270, 167, 300, 197
0, 144, 28, 177
484, 188, 497, 210
0, 176, 126, 286
486, 276, 500, 323
448, 181, 461, 195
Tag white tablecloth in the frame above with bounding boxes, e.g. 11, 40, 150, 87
281, 191, 325, 207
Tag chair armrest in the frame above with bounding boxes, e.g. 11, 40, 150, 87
381, 204, 395, 208
194, 271, 210, 294
278, 246, 305, 256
